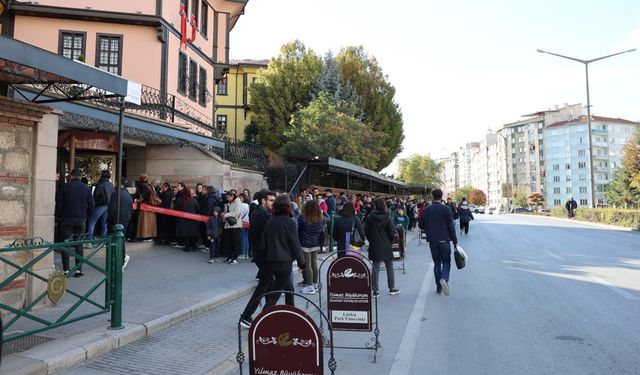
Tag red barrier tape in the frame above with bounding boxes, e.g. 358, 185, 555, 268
134, 203, 210, 223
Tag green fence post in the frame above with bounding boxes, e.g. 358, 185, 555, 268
328, 213, 335, 253
110, 224, 124, 330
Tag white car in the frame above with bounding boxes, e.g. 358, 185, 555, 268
469, 205, 485, 214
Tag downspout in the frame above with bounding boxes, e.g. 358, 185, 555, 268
234, 63, 239, 140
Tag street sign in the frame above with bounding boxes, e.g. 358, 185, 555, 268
249, 305, 323, 375
327, 255, 372, 332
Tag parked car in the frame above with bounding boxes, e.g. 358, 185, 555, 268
511, 207, 531, 213
470, 204, 485, 214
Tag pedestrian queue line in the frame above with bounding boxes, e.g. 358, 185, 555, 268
134, 203, 209, 223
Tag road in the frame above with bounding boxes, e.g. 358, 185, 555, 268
62, 214, 640, 374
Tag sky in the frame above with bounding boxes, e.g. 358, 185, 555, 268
229, 0, 640, 174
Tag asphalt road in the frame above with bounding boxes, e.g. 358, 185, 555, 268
330, 214, 640, 375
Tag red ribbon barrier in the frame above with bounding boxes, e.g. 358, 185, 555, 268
134, 203, 210, 223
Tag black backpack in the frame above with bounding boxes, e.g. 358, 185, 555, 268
93, 183, 108, 206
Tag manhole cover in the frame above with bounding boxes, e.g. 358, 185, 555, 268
2, 334, 54, 356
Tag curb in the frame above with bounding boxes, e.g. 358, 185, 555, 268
1, 284, 256, 375
513, 213, 640, 232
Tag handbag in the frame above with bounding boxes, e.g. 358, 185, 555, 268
350, 218, 365, 247
454, 244, 467, 269
148, 188, 162, 206
225, 216, 238, 226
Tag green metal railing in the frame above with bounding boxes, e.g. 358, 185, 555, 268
0, 225, 125, 343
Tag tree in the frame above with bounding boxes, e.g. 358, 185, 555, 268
336, 46, 404, 170
250, 40, 322, 151
282, 92, 386, 170
622, 133, 640, 189
470, 189, 487, 206
512, 186, 529, 208
455, 185, 474, 204
396, 154, 443, 187
528, 192, 545, 207
605, 164, 640, 208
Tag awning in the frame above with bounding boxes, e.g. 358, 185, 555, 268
0, 35, 128, 102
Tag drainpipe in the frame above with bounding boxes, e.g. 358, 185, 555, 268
234, 63, 239, 141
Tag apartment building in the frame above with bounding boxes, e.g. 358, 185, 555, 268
545, 116, 640, 207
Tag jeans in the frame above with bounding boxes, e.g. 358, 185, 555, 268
87, 205, 108, 240
240, 228, 249, 257
209, 237, 219, 259
429, 241, 452, 290
372, 259, 395, 292
60, 223, 85, 272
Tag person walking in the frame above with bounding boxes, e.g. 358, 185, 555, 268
420, 189, 458, 296
239, 189, 275, 328
87, 170, 114, 241
297, 200, 325, 295
263, 195, 306, 308
332, 202, 365, 258
565, 197, 578, 218
222, 190, 243, 264
57, 168, 95, 277
458, 200, 474, 235
366, 198, 400, 296
107, 177, 134, 270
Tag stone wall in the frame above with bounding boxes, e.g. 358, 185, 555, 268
0, 96, 55, 314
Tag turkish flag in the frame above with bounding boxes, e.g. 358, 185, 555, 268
180, 4, 188, 49
190, 15, 197, 43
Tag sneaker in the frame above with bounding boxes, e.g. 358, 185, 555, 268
174, 244, 186, 249
201, 248, 209, 253
389, 288, 400, 295
301, 285, 316, 295
255, 273, 260, 280
297, 281, 309, 287
208, 259, 215, 264
239, 317, 252, 329
143, 238, 153, 242
373, 290, 380, 297
435, 288, 442, 295
123, 255, 130, 271
64, 270, 69, 277
224, 258, 232, 264
229, 259, 238, 265
83, 243, 94, 249
439, 279, 449, 296
313, 284, 319, 292
73, 270, 84, 278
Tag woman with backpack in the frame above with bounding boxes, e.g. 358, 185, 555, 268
332, 202, 365, 258
458, 200, 474, 235
366, 198, 400, 296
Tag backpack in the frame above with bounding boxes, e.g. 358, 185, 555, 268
93, 183, 108, 206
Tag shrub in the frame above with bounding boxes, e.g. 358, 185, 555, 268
548, 206, 640, 229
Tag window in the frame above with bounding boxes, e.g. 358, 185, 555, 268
566, 175, 571, 182
553, 188, 560, 194
178, 52, 187, 94
579, 174, 587, 181
580, 199, 588, 205
95, 34, 123, 75
188, 59, 198, 99
216, 114, 227, 132
554, 199, 561, 206
552, 164, 560, 171
565, 163, 571, 170
579, 137, 584, 144
192, 0, 199, 31
578, 162, 586, 169
579, 186, 587, 194
566, 187, 572, 194
198, 66, 207, 106
553, 176, 560, 182
59, 31, 86, 61
217, 79, 228, 95
242, 73, 248, 105
578, 149, 585, 157
252, 77, 257, 86
200, 1, 208, 37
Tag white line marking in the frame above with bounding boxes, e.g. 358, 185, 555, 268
589, 276, 640, 301
542, 249, 565, 261
389, 263, 434, 375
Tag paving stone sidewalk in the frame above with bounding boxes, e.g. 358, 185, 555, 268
1, 244, 258, 375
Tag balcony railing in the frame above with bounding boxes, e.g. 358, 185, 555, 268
223, 140, 267, 172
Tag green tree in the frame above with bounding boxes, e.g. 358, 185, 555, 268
605, 165, 640, 208
513, 186, 530, 208
396, 154, 442, 187
250, 40, 322, 151
622, 133, 640, 189
336, 46, 404, 170
282, 92, 386, 170
455, 185, 474, 204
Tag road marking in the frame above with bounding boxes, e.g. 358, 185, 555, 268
389, 263, 434, 375
589, 276, 640, 301
542, 249, 565, 261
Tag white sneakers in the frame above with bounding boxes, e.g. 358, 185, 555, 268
301, 285, 317, 295
439, 279, 449, 296
122, 255, 130, 271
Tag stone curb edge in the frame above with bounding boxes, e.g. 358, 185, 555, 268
1, 284, 256, 375
512, 213, 640, 232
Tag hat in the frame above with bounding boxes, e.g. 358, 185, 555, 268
120, 177, 130, 187
70, 168, 83, 177
101, 170, 111, 179
213, 206, 222, 213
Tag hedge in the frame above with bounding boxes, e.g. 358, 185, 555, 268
550, 206, 640, 229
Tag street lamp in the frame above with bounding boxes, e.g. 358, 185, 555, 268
537, 48, 636, 208
495, 131, 511, 214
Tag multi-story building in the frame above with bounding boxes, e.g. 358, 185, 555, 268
459, 142, 477, 188
545, 116, 640, 207
440, 152, 459, 199
214, 59, 268, 141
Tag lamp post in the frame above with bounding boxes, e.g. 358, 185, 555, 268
495, 131, 510, 214
537, 48, 636, 208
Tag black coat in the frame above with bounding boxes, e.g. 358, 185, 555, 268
264, 216, 305, 266
175, 197, 200, 237
420, 202, 458, 244
160, 190, 173, 209
107, 188, 134, 231
57, 179, 95, 225
333, 215, 365, 251
249, 205, 272, 263
365, 209, 396, 262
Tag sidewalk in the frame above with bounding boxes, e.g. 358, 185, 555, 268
1, 244, 259, 375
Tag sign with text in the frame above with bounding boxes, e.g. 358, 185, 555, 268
249, 305, 323, 375
327, 255, 372, 332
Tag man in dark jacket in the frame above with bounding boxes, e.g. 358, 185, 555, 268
87, 170, 115, 241
58, 168, 95, 277
108, 178, 134, 270
325, 189, 337, 215
420, 188, 458, 296
239, 189, 276, 328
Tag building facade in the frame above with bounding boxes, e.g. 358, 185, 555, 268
214, 59, 268, 141
545, 116, 640, 208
